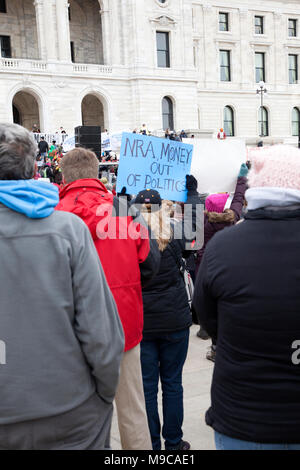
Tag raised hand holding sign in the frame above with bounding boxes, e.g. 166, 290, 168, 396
116, 133, 193, 202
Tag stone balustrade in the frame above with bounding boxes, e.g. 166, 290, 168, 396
0, 58, 113, 76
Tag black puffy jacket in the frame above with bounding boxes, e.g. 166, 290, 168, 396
193, 207, 300, 444
142, 192, 204, 335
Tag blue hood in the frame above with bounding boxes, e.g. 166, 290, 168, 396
0, 180, 59, 219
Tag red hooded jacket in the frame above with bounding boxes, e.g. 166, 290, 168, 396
56, 179, 160, 351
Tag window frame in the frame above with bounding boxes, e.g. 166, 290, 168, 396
255, 52, 266, 83
223, 106, 235, 137
289, 19, 297, 38
292, 107, 300, 136
255, 16, 264, 35
258, 106, 269, 137
70, 41, 75, 63
289, 54, 298, 84
0, 0, 6, 14
220, 49, 231, 82
156, 31, 170, 68
156, 0, 169, 6
162, 96, 174, 131
0, 35, 11, 58
219, 12, 229, 32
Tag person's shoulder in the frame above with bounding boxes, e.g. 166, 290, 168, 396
207, 219, 247, 250
49, 209, 89, 236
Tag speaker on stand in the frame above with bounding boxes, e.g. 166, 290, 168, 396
74, 126, 102, 160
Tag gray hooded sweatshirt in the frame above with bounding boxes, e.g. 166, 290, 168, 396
0, 181, 124, 425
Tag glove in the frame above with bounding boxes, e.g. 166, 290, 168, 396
117, 186, 132, 202
238, 163, 249, 178
186, 175, 198, 192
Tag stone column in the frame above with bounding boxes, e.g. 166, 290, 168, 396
274, 11, 286, 91
56, 0, 71, 62
119, 0, 128, 65
202, 3, 217, 88
43, 0, 57, 61
99, 0, 111, 65
183, 2, 194, 69
239, 8, 251, 89
34, 0, 47, 60
110, 0, 121, 65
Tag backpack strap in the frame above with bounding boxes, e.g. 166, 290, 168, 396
168, 242, 186, 277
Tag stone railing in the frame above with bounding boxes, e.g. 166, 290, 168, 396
0, 58, 113, 76
0, 58, 48, 71
0, 58, 21, 69
72, 63, 113, 74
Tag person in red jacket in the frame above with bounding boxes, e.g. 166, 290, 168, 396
217, 128, 227, 140
56, 148, 160, 450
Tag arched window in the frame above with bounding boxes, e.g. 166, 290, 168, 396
162, 97, 174, 131
224, 106, 234, 136
258, 106, 269, 137
292, 107, 300, 136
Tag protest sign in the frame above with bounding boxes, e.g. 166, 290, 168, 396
101, 131, 130, 153
184, 138, 246, 195
62, 135, 75, 152
101, 132, 111, 151
110, 132, 124, 152
116, 133, 193, 202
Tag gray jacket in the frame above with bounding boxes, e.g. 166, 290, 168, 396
0, 204, 124, 425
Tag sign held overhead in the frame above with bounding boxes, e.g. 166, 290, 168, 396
117, 133, 193, 202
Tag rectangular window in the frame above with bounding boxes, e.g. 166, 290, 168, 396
289, 54, 298, 84
156, 32, 170, 68
0, 36, 11, 58
70, 41, 75, 62
220, 50, 231, 81
255, 16, 264, 35
0, 0, 6, 13
289, 19, 297, 37
255, 52, 265, 83
219, 12, 229, 32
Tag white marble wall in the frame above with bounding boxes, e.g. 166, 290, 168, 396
0, 0, 299, 142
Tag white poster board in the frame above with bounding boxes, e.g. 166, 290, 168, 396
110, 131, 129, 152
184, 139, 247, 194
62, 135, 75, 152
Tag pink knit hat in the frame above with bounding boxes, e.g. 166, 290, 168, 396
248, 145, 300, 190
205, 193, 229, 213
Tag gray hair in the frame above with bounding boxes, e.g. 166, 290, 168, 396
0, 123, 37, 180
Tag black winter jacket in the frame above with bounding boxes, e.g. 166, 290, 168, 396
193, 207, 300, 444
38, 140, 49, 154
142, 192, 204, 335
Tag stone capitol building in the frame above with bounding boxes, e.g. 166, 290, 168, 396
0, 0, 300, 144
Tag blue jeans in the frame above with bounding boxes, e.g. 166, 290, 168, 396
215, 432, 300, 450
140, 328, 189, 450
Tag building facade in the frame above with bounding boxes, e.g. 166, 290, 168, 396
0, 0, 299, 143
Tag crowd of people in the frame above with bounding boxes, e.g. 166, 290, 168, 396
35, 137, 64, 185
1, 122, 300, 451
32, 124, 67, 135
132, 124, 192, 141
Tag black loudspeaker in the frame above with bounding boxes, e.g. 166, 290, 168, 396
75, 135, 101, 145
74, 126, 102, 158
75, 126, 101, 136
